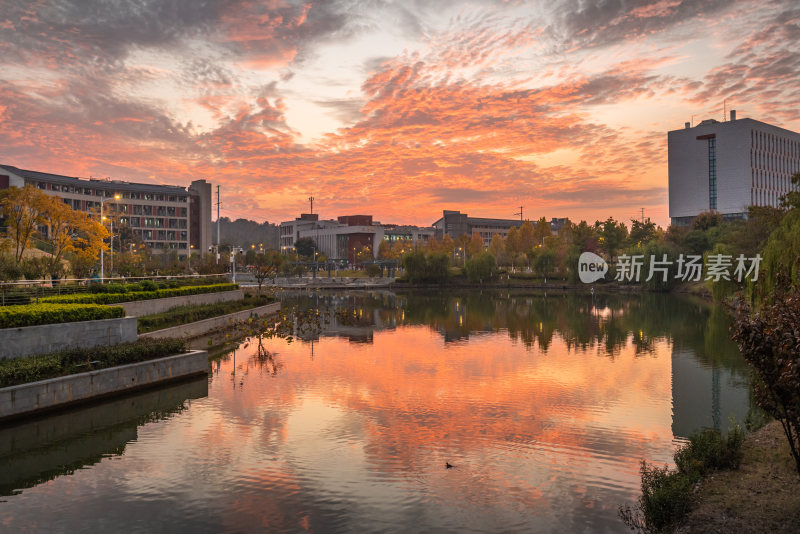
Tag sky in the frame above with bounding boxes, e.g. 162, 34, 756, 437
0, 0, 798, 228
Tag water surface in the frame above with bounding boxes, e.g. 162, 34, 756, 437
0, 290, 750, 533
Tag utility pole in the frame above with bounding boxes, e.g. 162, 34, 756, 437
640, 208, 645, 223
309, 196, 314, 214
514, 206, 523, 222
215, 185, 221, 264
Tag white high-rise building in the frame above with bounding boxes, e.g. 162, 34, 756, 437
668, 112, 800, 226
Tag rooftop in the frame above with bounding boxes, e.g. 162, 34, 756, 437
0, 165, 191, 194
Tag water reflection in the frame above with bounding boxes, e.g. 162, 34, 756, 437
0, 377, 208, 497
0, 291, 749, 532
281, 290, 750, 439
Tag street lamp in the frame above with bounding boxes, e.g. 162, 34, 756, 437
99, 194, 121, 283
102, 216, 116, 278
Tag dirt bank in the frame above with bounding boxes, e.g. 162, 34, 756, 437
676, 421, 800, 533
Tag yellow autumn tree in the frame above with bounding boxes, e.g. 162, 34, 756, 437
467, 232, 484, 257
0, 185, 49, 263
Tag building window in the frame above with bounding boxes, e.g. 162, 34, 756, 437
708, 137, 717, 210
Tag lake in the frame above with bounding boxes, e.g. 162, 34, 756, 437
0, 290, 751, 533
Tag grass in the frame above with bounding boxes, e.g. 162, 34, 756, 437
0, 338, 187, 388
137, 293, 274, 333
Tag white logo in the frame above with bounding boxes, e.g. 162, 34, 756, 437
578, 252, 608, 283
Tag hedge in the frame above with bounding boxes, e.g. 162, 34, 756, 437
138, 293, 274, 333
0, 303, 125, 329
0, 337, 187, 388
40, 283, 239, 305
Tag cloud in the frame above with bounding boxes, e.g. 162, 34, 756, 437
547, 0, 739, 51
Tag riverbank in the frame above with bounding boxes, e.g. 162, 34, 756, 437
676, 421, 800, 533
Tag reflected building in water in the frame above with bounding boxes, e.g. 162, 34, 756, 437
671, 348, 751, 438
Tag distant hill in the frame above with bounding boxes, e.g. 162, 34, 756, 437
214, 217, 280, 250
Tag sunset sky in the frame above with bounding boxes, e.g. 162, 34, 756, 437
1, 0, 798, 228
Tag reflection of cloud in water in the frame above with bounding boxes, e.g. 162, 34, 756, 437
0, 291, 750, 532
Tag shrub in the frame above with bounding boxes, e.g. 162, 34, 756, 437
0, 337, 187, 388
40, 283, 239, 305
105, 283, 128, 294
619, 423, 745, 533
365, 263, 381, 277
0, 303, 125, 328
137, 280, 158, 291
402, 251, 450, 283
465, 252, 497, 283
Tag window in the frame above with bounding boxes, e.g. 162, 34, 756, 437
708, 138, 717, 210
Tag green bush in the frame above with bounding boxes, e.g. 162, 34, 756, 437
619, 424, 745, 533
137, 294, 274, 333
40, 283, 239, 305
401, 251, 450, 283
365, 263, 381, 277
0, 338, 187, 388
465, 252, 497, 283
137, 280, 158, 291
0, 303, 125, 328
105, 283, 129, 294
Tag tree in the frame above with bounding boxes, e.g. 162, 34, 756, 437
534, 248, 556, 280
354, 243, 373, 263
691, 211, 722, 231
40, 195, 106, 278
629, 219, 657, 246
505, 226, 520, 257
465, 252, 496, 283
781, 173, 800, 210
465, 232, 483, 257
378, 239, 393, 259
67, 215, 109, 277
518, 221, 535, 252
596, 217, 628, 259
756, 208, 800, 299
253, 251, 283, 292
732, 270, 800, 477
0, 185, 49, 263
488, 234, 505, 266
294, 237, 316, 258
401, 250, 450, 283
440, 234, 456, 255
532, 217, 552, 247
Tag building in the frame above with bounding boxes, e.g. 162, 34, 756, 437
279, 214, 340, 253
668, 111, 800, 226
381, 224, 436, 246
432, 210, 526, 245
0, 165, 212, 257
280, 214, 385, 262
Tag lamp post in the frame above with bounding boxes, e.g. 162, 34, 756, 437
99, 194, 120, 283
103, 216, 115, 278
